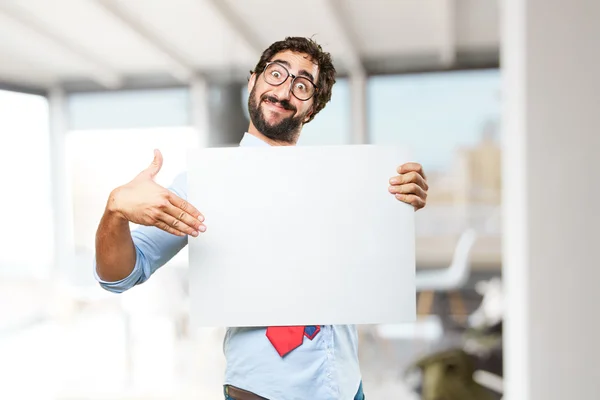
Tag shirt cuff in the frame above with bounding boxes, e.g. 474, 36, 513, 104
93, 246, 147, 294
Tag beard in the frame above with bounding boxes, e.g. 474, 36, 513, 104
248, 86, 306, 143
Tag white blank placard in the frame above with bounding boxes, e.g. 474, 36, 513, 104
187, 145, 416, 327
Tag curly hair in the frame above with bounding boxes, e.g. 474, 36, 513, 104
250, 37, 336, 124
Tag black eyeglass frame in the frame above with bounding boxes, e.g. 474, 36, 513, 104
261, 61, 319, 101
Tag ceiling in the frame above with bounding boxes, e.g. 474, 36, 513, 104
0, 0, 499, 93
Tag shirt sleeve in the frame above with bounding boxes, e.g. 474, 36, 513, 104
94, 172, 189, 293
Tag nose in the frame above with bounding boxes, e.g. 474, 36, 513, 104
270, 77, 293, 100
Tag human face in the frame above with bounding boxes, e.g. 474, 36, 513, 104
248, 50, 319, 144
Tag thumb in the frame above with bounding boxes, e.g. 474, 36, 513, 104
146, 149, 163, 179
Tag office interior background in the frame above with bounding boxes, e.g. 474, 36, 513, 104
0, 1, 597, 399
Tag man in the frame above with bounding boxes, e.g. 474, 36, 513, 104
94, 37, 429, 400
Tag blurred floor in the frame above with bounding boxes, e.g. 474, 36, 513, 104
0, 322, 421, 399
1, 277, 487, 400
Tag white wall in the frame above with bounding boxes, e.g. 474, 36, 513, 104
502, 1, 600, 399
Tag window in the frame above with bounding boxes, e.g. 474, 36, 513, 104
0, 90, 52, 278
368, 69, 502, 267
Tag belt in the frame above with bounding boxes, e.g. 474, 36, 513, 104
225, 385, 269, 400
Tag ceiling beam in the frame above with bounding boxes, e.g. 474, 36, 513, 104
439, 0, 457, 66
95, 0, 197, 83
0, 80, 48, 96
203, 0, 264, 57
0, 2, 122, 89
363, 49, 499, 76
323, 0, 365, 74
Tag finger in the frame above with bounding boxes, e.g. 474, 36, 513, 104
397, 162, 424, 175
167, 192, 204, 222
389, 183, 427, 199
395, 193, 426, 210
155, 220, 186, 237
390, 171, 428, 191
146, 149, 163, 178
155, 209, 205, 237
174, 210, 207, 233
160, 201, 206, 236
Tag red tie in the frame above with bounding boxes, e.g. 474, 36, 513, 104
266, 326, 321, 357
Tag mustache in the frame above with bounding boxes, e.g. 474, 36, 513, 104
261, 94, 296, 112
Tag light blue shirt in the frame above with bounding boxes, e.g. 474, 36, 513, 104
94, 133, 363, 400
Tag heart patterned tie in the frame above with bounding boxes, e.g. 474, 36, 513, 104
266, 325, 321, 357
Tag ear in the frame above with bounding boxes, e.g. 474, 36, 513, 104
248, 73, 257, 92
303, 108, 314, 124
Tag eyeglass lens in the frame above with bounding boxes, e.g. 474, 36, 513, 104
264, 63, 315, 100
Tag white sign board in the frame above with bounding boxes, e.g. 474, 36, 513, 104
187, 145, 416, 327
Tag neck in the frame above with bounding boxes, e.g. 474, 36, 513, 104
247, 122, 299, 146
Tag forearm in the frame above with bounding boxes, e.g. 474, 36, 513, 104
95, 194, 136, 282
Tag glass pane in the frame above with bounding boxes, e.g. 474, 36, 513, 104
68, 88, 190, 131
0, 90, 54, 399
297, 78, 350, 146
368, 69, 502, 268
369, 69, 500, 170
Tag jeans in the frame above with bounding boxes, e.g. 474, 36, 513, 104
224, 381, 365, 400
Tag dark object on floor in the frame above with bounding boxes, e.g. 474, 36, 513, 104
405, 348, 497, 400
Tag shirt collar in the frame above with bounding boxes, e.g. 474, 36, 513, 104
239, 132, 271, 147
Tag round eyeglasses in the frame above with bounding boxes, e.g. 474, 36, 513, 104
262, 62, 318, 101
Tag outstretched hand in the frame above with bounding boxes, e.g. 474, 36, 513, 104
108, 149, 206, 237
388, 162, 428, 211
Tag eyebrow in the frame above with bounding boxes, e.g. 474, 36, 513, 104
271, 59, 316, 83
